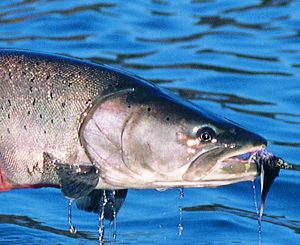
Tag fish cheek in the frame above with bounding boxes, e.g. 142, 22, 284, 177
121, 112, 189, 178
183, 146, 225, 181
79, 94, 141, 186
120, 113, 158, 177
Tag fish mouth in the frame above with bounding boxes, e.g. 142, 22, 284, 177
203, 145, 265, 181
217, 145, 265, 175
152, 145, 265, 189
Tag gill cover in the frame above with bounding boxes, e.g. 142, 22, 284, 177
79, 86, 193, 188
79, 88, 142, 188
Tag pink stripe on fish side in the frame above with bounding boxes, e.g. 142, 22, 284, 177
0, 165, 59, 192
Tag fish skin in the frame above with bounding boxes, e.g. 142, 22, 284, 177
0, 49, 267, 194
0, 49, 149, 189
0, 49, 270, 224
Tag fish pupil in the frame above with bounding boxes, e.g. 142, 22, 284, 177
196, 127, 215, 142
201, 132, 211, 141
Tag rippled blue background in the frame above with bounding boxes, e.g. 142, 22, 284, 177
0, 0, 299, 244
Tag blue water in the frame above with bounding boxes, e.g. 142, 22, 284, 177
0, 0, 299, 244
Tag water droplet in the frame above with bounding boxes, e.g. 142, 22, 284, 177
178, 188, 184, 199
98, 191, 107, 244
68, 200, 77, 234
178, 223, 184, 236
178, 206, 184, 236
109, 191, 117, 244
252, 181, 262, 245
177, 188, 185, 236
69, 225, 76, 234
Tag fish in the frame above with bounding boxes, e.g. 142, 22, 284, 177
0, 49, 272, 220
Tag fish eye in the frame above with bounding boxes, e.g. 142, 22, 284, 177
196, 127, 215, 142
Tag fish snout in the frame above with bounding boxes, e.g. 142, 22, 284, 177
217, 126, 267, 149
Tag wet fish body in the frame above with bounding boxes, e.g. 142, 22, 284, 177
0, 50, 121, 189
0, 50, 268, 211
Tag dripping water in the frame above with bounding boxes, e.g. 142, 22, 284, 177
108, 191, 117, 245
98, 191, 107, 245
251, 180, 262, 245
178, 208, 184, 236
177, 188, 184, 236
179, 187, 184, 199
68, 199, 76, 234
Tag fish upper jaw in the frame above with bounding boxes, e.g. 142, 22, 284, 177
205, 145, 266, 180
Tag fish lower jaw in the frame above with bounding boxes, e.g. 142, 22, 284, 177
95, 173, 256, 190
152, 178, 256, 189
96, 178, 256, 190
93, 145, 263, 190
94, 163, 191, 190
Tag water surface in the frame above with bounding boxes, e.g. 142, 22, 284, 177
0, 0, 299, 244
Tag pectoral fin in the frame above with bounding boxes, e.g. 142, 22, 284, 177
76, 189, 128, 221
55, 162, 100, 199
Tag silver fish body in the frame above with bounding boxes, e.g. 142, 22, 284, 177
0, 50, 132, 189
0, 50, 267, 197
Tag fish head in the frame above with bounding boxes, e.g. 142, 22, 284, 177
123, 87, 267, 188
81, 85, 267, 189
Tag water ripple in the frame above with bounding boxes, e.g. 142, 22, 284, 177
223, 0, 293, 14
136, 31, 251, 44
0, 34, 89, 42
225, 105, 300, 125
197, 48, 279, 62
0, 2, 115, 24
125, 62, 292, 76
0, 213, 94, 240
196, 15, 271, 30
0, 0, 299, 244
183, 203, 300, 234
171, 88, 273, 106
271, 140, 300, 147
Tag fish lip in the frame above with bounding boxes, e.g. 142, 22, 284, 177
218, 145, 265, 164
182, 143, 265, 183
195, 144, 266, 180
154, 145, 265, 188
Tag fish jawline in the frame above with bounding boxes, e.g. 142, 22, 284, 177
151, 178, 255, 189
219, 145, 264, 165
151, 146, 264, 189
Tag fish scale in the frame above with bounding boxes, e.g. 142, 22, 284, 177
0, 50, 119, 187
0, 49, 270, 191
